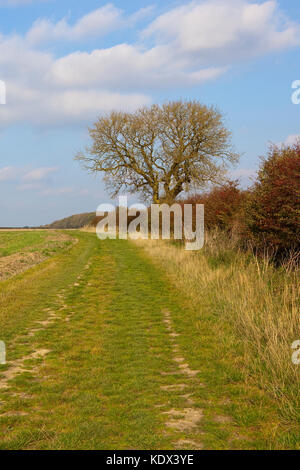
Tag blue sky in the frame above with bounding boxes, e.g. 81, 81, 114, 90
0, 0, 299, 227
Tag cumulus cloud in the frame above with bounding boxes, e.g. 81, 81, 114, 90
26, 5, 124, 45
0, 85, 151, 129
26, 4, 154, 45
0, 1, 299, 129
0, 35, 150, 128
144, 0, 300, 64
51, 44, 225, 90
50, 0, 300, 92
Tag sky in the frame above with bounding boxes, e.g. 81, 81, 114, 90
0, 0, 300, 227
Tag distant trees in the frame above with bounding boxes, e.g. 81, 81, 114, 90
76, 100, 238, 204
44, 212, 95, 229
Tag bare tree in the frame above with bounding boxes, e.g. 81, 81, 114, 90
76, 101, 239, 203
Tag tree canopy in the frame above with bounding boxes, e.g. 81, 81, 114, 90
76, 101, 239, 203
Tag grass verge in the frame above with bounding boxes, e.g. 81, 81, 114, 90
134, 235, 300, 448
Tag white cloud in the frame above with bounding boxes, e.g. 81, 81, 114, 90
275, 134, 300, 147
26, 5, 124, 45
144, 0, 300, 64
48, 1, 300, 95
22, 167, 59, 181
51, 44, 225, 90
284, 134, 300, 146
0, 35, 151, 128
0, 84, 151, 129
0, 166, 58, 184
0, 1, 299, 129
50, 0, 300, 92
0, 166, 19, 181
26, 4, 154, 45
48, 89, 151, 119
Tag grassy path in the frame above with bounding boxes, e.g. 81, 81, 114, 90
0, 232, 296, 449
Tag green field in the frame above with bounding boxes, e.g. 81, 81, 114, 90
0, 231, 299, 450
0, 231, 73, 258
0, 232, 47, 258
0, 231, 74, 282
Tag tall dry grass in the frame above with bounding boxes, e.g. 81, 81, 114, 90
135, 231, 300, 421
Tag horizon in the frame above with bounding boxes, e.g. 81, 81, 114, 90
1, 0, 300, 227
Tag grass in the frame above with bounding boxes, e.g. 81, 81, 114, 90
0, 230, 73, 258
0, 230, 299, 449
0, 231, 47, 257
135, 232, 300, 446
0, 230, 74, 282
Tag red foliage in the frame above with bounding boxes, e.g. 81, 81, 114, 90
182, 181, 247, 232
245, 144, 300, 255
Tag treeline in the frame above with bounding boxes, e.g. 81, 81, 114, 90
91, 143, 299, 262
43, 212, 95, 229
182, 143, 300, 261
